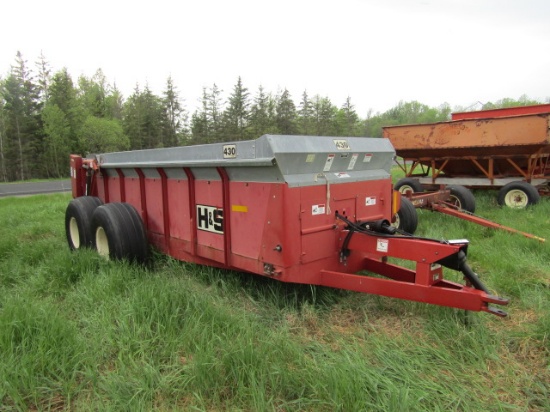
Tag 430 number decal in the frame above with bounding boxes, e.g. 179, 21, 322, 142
333, 139, 350, 150
223, 144, 237, 158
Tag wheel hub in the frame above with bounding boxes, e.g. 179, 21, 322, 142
505, 190, 528, 208
69, 217, 80, 249
96, 226, 110, 258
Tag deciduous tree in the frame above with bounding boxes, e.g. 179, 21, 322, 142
79, 116, 129, 153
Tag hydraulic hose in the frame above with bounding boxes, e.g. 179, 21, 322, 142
455, 251, 490, 293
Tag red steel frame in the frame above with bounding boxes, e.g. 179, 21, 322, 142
401, 189, 546, 242
71, 157, 509, 317
394, 152, 550, 190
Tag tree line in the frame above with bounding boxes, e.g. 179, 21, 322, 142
0, 51, 545, 182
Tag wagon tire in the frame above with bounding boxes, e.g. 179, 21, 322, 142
446, 185, 476, 213
497, 182, 540, 208
65, 196, 104, 250
91, 203, 149, 264
394, 178, 424, 194
392, 197, 418, 234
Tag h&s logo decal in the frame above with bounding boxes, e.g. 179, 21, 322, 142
196, 205, 224, 234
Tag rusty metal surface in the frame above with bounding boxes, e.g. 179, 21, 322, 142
383, 114, 550, 160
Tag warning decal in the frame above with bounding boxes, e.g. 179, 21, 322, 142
334, 172, 350, 178
347, 153, 358, 170
376, 239, 389, 253
323, 154, 335, 171
312, 204, 326, 215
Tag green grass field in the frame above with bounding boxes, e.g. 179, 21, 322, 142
0, 191, 548, 411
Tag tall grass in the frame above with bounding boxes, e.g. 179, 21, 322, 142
0, 192, 548, 410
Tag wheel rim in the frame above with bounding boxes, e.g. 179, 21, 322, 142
96, 226, 110, 258
391, 212, 401, 229
504, 189, 528, 208
448, 195, 462, 209
69, 217, 80, 248
398, 185, 414, 194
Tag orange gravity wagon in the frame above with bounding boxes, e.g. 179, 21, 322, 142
67, 135, 508, 316
383, 104, 550, 208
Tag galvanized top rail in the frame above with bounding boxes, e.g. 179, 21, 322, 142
91, 135, 395, 186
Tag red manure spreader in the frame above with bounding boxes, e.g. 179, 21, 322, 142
67, 135, 508, 316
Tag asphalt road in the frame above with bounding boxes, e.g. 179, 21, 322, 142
0, 180, 72, 197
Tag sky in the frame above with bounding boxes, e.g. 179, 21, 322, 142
1, 0, 549, 116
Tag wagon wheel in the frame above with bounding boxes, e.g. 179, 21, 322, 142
446, 185, 476, 213
497, 182, 540, 208
65, 196, 104, 250
394, 177, 424, 194
391, 197, 418, 234
92, 202, 149, 264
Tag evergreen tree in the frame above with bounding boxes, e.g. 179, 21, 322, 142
42, 103, 71, 177
47, 68, 84, 155
106, 84, 124, 121
77, 69, 111, 118
297, 90, 314, 135
0, 91, 7, 181
206, 83, 224, 142
35, 51, 51, 104
275, 88, 297, 134
190, 87, 210, 144
312, 95, 336, 136
122, 84, 163, 149
0, 52, 42, 180
122, 84, 145, 149
249, 85, 277, 137
223, 76, 250, 141
336, 96, 360, 136
162, 75, 187, 146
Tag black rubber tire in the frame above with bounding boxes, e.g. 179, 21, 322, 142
91, 202, 149, 263
392, 197, 418, 234
446, 185, 476, 213
497, 181, 540, 208
65, 196, 103, 250
394, 177, 424, 194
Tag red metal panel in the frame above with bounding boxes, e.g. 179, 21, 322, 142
166, 177, 192, 243
96, 172, 106, 202
228, 181, 280, 261
144, 175, 164, 235
123, 177, 143, 218
194, 176, 225, 264
69, 155, 84, 198
116, 169, 126, 202
452, 103, 550, 120
107, 175, 122, 203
